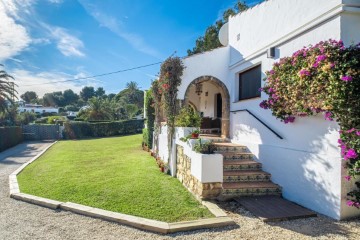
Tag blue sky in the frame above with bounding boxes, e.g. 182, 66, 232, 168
0, 0, 262, 97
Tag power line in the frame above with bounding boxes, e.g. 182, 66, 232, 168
21, 61, 163, 86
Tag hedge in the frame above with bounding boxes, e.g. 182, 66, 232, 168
0, 126, 23, 152
143, 89, 155, 148
63, 119, 144, 139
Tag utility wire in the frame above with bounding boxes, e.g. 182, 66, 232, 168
21, 61, 163, 86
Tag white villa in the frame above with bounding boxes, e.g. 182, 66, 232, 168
18, 102, 59, 115
153, 0, 360, 221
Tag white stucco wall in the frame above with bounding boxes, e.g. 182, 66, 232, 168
179, 47, 230, 100
176, 0, 360, 220
228, 0, 343, 66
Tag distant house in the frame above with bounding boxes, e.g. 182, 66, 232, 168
154, 0, 360, 221
18, 104, 59, 114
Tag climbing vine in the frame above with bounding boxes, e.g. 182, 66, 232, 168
159, 56, 184, 162
260, 40, 360, 208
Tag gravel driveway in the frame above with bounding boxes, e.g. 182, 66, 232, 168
0, 141, 359, 240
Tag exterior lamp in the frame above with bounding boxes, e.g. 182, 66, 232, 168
195, 83, 203, 96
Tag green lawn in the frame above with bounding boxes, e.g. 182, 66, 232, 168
17, 135, 213, 222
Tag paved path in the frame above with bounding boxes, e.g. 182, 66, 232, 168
0, 142, 359, 240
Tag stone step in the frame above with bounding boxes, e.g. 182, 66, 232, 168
223, 170, 271, 183
221, 152, 255, 161
200, 136, 230, 143
223, 160, 262, 171
213, 143, 249, 153
222, 182, 282, 197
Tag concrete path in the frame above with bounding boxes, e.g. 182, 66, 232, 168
0, 141, 359, 240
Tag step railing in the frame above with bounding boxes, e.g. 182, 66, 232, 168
230, 109, 283, 140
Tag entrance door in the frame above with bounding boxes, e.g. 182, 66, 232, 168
216, 93, 222, 118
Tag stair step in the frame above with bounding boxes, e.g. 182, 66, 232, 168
223, 160, 262, 171
213, 142, 249, 153
222, 182, 282, 197
221, 152, 255, 161
200, 135, 230, 143
223, 170, 271, 182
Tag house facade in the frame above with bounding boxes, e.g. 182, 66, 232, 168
156, 0, 360, 220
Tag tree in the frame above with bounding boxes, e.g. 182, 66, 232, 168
116, 81, 144, 109
107, 93, 116, 101
42, 91, 65, 107
125, 104, 139, 119
187, 1, 248, 56
95, 87, 106, 98
0, 64, 17, 113
80, 86, 95, 101
78, 97, 113, 121
63, 89, 79, 106
20, 91, 38, 103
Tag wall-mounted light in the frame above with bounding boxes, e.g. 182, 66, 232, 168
195, 83, 203, 96
267, 47, 275, 58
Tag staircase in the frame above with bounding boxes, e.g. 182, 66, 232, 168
201, 135, 282, 199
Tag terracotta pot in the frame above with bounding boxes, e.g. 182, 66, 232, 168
160, 167, 164, 172
191, 133, 199, 139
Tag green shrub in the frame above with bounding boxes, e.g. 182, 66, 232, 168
144, 89, 155, 147
0, 126, 23, 152
193, 139, 215, 154
63, 119, 144, 139
47, 116, 66, 124
175, 106, 201, 127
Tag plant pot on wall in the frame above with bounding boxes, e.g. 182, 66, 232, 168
191, 133, 199, 139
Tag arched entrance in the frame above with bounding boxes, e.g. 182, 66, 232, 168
183, 76, 230, 138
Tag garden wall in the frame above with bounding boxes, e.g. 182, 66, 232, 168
176, 145, 222, 200
0, 126, 23, 152
63, 119, 144, 139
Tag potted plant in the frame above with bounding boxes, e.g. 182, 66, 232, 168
191, 129, 200, 139
175, 106, 201, 139
159, 162, 165, 172
193, 139, 216, 154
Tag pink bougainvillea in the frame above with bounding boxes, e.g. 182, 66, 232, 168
259, 39, 360, 208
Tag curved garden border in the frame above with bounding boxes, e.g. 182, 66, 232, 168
8, 142, 235, 234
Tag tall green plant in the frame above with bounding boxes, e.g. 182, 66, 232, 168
143, 89, 155, 147
159, 56, 184, 163
260, 40, 360, 208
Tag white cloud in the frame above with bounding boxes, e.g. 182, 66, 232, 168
48, 0, 63, 4
49, 26, 85, 57
12, 69, 100, 97
79, 0, 162, 59
0, 0, 32, 61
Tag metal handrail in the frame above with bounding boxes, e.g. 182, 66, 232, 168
230, 109, 283, 139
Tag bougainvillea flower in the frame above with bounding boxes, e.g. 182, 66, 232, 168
298, 69, 311, 77
324, 112, 333, 121
316, 55, 327, 62
347, 200, 354, 206
341, 75, 353, 81
356, 131, 360, 136
345, 149, 358, 159
344, 176, 351, 181
346, 128, 355, 133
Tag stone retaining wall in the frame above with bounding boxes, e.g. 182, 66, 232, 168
176, 145, 222, 199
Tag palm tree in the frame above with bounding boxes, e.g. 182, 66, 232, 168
0, 64, 17, 113
126, 81, 139, 94
84, 97, 113, 121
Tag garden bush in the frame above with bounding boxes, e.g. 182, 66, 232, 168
143, 89, 155, 148
63, 119, 144, 139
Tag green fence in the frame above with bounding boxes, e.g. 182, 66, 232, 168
0, 126, 23, 152
63, 119, 144, 139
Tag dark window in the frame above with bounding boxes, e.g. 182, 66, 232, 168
238, 65, 262, 100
